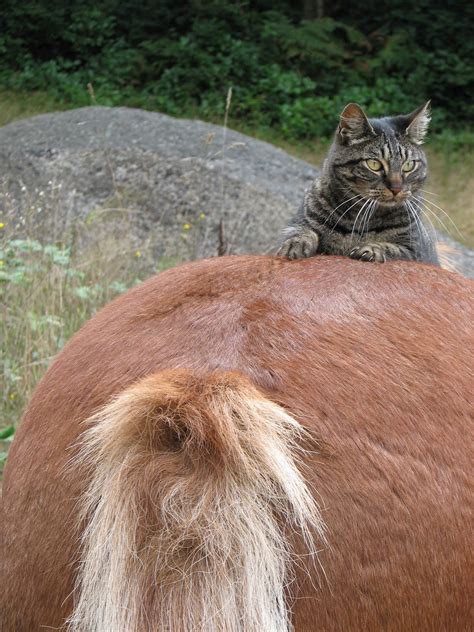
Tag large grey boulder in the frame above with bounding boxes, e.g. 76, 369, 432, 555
0, 106, 316, 260
1, 106, 472, 276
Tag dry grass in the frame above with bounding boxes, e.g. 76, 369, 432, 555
424, 149, 474, 246
0, 204, 177, 470
0, 89, 70, 128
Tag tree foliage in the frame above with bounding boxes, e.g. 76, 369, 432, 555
0, 0, 472, 139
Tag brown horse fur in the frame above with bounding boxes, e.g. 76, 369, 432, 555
2, 255, 472, 631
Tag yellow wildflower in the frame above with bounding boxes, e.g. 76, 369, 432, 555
134, 250, 141, 258
183, 223, 191, 231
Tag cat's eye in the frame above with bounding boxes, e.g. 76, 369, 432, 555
366, 159, 383, 172
402, 160, 416, 172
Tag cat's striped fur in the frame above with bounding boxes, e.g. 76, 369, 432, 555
278, 102, 440, 264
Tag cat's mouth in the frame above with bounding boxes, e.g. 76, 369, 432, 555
371, 191, 411, 207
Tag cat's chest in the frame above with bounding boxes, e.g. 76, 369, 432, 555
318, 229, 371, 255
318, 224, 414, 256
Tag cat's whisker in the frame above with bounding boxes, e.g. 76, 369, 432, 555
332, 193, 363, 211
358, 200, 372, 238
350, 199, 371, 243
411, 204, 435, 250
364, 200, 378, 235
416, 196, 463, 238
364, 200, 377, 235
406, 201, 430, 244
362, 199, 374, 230
358, 202, 371, 238
415, 201, 453, 240
407, 201, 428, 239
323, 194, 364, 227
417, 209, 439, 246
412, 198, 450, 237
420, 189, 440, 197
403, 202, 414, 249
411, 201, 436, 233
331, 196, 368, 234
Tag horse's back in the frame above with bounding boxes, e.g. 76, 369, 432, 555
2, 256, 472, 631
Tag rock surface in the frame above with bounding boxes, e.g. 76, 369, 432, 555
1, 106, 472, 276
0, 106, 316, 260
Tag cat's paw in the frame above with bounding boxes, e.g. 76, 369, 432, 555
277, 233, 319, 260
349, 244, 386, 263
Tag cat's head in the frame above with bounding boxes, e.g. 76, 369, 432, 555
328, 102, 430, 208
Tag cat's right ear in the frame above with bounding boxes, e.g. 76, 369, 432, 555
404, 101, 431, 144
338, 103, 375, 144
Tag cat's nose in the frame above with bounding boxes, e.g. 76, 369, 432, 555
388, 183, 402, 196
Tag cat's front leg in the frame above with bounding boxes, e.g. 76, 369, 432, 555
276, 229, 320, 260
349, 242, 414, 263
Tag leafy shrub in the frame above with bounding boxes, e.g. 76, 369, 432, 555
0, 1, 472, 140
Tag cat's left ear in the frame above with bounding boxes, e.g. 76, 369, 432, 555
338, 103, 375, 144
405, 101, 431, 144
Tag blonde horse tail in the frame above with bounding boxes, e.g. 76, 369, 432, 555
68, 369, 325, 632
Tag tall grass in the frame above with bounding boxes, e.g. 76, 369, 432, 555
0, 89, 69, 128
0, 204, 177, 471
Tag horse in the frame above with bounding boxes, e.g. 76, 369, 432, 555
2, 255, 472, 631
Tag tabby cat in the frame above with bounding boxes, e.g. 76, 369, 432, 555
277, 102, 439, 264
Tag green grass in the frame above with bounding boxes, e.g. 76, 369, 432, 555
0, 208, 178, 472
0, 89, 71, 127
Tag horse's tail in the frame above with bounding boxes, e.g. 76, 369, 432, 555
68, 369, 324, 632
437, 240, 461, 273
